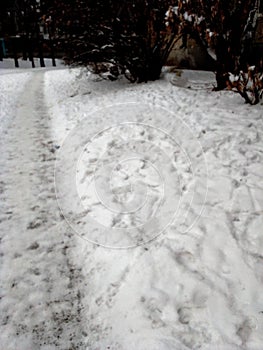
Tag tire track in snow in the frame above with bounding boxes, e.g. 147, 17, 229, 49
0, 71, 87, 349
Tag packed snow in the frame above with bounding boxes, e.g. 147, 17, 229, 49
0, 65, 263, 350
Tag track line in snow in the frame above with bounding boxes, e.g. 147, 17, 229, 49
0, 71, 87, 349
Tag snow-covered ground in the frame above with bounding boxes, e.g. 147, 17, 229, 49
0, 65, 263, 349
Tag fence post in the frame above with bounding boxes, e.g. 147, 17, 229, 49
28, 37, 35, 68
39, 34, 45, 67
0, 39, 3, 61
11, 36, 19, 67
49, 38, 56, 67
22, 35, 27, 60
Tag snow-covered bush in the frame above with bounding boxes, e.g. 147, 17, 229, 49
40, 0, 179, 83
165, 0, 262, 104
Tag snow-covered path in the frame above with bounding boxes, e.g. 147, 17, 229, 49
1, 68, 263, 350
0, 71, 87, 349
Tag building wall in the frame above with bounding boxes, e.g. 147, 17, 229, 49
167, 36, 215, 70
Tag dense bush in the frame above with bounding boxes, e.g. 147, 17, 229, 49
165, 0, 262, 104
41, 0, 179, 82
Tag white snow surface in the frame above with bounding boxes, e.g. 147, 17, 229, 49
0, 67, 263, 350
